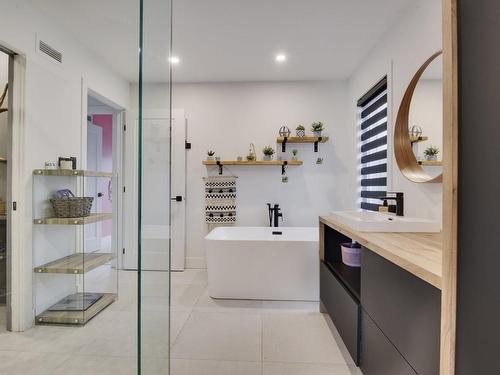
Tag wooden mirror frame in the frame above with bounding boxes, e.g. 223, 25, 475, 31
394, 51, 443, 183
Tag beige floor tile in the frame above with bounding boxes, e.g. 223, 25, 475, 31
171, 269, 208, 286
171, 359, 262, 375
171, 310, 191, 344
261, 300, 319, 314
263, 313, 345, 364
0, 350, 71, 375
171, 311, 262, 361
171, 283, 206, 312
263, 362, 360, 375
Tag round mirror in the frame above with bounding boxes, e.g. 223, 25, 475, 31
394, 51, 443, 183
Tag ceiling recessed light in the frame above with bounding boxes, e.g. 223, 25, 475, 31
275, 53, 287, 63
169, 56, 180, 65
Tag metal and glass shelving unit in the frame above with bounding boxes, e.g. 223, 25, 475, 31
32, 169, 118, 325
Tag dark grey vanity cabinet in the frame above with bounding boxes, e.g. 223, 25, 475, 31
361, 310, 417, 375
320, 262, 360, 364
320, 223, 441, 375
361, 249, 441, 375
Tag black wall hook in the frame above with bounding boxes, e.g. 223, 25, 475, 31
282, 160, 288, 175
282, 137, 288, 152
314, 136, 323, 152
216, 160, 223, 175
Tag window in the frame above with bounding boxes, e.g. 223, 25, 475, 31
358, 77, 388, 211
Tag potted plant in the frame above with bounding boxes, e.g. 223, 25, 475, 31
246, 153, 256, 161
311, 122, 325, 137
262, 146, 275, 161
423, 145, 439, 161
296, 124, 305, 137
291, 149, 298, 161
206, 150, 215, 161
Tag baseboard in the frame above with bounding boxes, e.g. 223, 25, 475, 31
186, 256, 206, 269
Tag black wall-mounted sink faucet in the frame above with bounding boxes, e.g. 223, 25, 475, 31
378, 192, 404, 216
267, 203, 283, 227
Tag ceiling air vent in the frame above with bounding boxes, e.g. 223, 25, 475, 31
38, 40, 62, 64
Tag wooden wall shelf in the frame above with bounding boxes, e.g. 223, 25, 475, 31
35, 293, 117, 325
34, 253, 115, 274
410, 136, 429, 143
34, 213, 113, 225
418, 160, 443, 166
33, 169, 114, 177
203, 160, 302, 166
277, 136, 329, 144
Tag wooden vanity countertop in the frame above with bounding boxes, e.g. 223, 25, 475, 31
320, 216, 443, 290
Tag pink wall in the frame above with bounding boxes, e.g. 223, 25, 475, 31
92, 114, 113, 237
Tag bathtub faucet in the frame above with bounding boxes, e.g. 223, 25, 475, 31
267, 203, 283, 227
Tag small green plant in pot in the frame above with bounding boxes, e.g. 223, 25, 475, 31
296, 124, 305, 137
262, 146, 275, 161
291, 149, 298, 161
311, 122, 325, 137
423, 145, 439, 161
206, 150, 215, 161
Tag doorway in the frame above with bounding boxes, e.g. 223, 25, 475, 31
86, 90, 125, 270
123, 109, 186, 272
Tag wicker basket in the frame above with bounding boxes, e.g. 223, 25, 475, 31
50, 197, 94, 218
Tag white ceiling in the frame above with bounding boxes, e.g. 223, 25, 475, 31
29, 0, 414, 83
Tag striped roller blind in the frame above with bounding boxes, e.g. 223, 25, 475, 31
357, 77, 388, 212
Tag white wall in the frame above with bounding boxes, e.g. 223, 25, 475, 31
0, 1, 130, 329
348, 0, 443, 222
133, 81, 354, 268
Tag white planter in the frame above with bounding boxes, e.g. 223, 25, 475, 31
263, 155, 274, 161
296, 129, 305, 137
207, 156, 215, 161
313, 130, 322, 137
425, 155, 437, 161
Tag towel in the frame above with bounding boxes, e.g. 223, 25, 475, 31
204, 176, 237, 224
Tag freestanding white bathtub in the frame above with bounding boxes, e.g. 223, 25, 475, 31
205, 227, 319, 301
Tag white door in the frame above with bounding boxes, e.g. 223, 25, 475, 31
124, 109, 186, 271
86, 121, 103, 251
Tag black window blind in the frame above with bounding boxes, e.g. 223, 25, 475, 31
358, 77, 388, 212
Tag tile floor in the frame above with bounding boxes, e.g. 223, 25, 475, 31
0, 269, 362, 375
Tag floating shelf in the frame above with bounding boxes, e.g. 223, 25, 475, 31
33, 169, 114, 177
410, 136, 429, 143
418, 160, 443, 166
34, 213, 113, 225
277, 136, 329, 152
35, 293, 116, 325
276, 136, 329, 144
203, 160, 302, 166
34, 253, 115, 275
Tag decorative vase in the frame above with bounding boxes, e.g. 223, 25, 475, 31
425, 155, 437, 161
207, 156, 214, 161
291, 156, 298, 161
263, 155, 273, 161
237, 156, 243, 161
313, 130, 322, 137
281, 175, 288, 183
296, 129, 305, 137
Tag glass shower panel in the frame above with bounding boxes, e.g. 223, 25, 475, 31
139, 0, 173, 373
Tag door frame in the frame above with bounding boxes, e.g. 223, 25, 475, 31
3, 46, 27, 331
83, 87, 126, 269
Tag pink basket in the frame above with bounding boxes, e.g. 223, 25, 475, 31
341, 243, 361, 267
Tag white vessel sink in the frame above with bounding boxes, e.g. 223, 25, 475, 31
329, 211, 441, 233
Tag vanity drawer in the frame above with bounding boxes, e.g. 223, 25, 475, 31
320, 262, 360, 365
361, 310, 417, 375
361, 248, 440, 375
